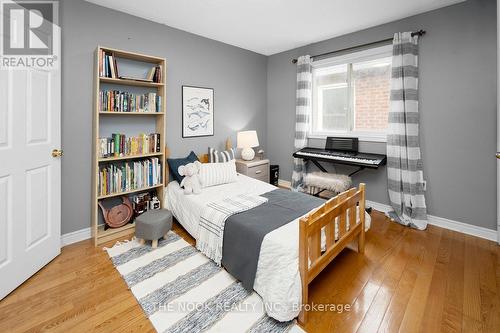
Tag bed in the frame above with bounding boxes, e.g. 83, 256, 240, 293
164, 148, 370, 324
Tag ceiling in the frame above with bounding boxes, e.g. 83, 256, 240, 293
85, 0, 465, 56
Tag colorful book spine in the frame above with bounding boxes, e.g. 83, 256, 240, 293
98, 133, 161, 158
99, 90, 161, 113
97, 158, 161, 196
100, 51, 118, 78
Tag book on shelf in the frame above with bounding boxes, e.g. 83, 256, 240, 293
99, 90, 162, 113
153, 65, 162, 83
98, 158, 162, 196
146, 67, 156, 81
98, 133, 161, 158
100, 50, 119, 78
118, 76, 152, 83
119, 65, 162, 83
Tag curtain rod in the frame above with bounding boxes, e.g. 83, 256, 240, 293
291, 29, 426, 64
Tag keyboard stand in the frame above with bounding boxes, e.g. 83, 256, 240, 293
310, 159, 327, 172
348, 166, 365, 177
306, 158, 366, 177
295, 147, 386, 215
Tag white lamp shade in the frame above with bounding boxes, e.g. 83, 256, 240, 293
237, 130, 259, 148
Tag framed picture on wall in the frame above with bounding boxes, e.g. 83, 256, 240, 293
182, 85, 214, 138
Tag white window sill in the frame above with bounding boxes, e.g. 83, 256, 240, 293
308, 132, 387, 143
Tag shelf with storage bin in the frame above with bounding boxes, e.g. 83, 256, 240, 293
92, 46, 167, 246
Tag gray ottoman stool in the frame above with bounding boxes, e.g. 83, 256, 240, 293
135, 210, 173, 248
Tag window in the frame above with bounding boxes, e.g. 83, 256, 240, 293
311, 45, 392, 142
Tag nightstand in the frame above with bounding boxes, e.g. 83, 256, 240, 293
235, 159, 270, 183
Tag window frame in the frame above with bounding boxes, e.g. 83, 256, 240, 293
310, 44, 393, 143
316, 82, 349, 131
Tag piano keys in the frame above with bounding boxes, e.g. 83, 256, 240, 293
293, 147, 386, 169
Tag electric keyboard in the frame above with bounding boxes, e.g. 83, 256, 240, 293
293, 147, 386, 169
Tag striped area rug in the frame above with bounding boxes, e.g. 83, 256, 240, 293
105, 231, 304, 333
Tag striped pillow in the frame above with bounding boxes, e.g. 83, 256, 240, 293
208, 147, 236, 163
199, 160, 237, 188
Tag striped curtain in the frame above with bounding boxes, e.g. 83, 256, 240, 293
291, 55, 312, 191
386, 32, 427, 230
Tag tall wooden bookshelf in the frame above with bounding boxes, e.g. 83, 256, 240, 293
92, 46, 166, 246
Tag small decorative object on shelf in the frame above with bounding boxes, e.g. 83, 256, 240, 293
257, 149, 265, 160
131, 192, 161, 217
150, 196, 161, 210
132, 192, 151, 217
98, 196, 133, 230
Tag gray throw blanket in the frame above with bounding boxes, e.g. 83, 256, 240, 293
221, 189, 324, 290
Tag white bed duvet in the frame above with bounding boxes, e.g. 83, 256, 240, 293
165, 174, 370, 321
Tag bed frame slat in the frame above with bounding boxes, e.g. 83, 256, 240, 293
347, 188, 357, 232
298, 183, 366, 326
324, 196, 337, 248
337, 192, 347, 240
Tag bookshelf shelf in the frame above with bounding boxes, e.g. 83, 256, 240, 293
99, 76, 165, 88
100, 47, 164, 64
98, 152, 164, 163
96, 223, 136, 244
99, 111, 164, 116
97, 184, 164, 200
92, 46, 166, 246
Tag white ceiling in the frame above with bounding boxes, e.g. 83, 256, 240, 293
85, 0, 465, 55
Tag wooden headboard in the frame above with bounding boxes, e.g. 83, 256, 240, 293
165, 138, 233, 182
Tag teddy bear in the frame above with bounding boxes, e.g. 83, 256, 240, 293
178, 161, 202, 195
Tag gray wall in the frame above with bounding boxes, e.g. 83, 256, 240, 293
267, 0, 497, 230
61, 0, 267, 234
61, 0, 496, 233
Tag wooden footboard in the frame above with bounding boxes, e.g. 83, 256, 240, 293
298, 183, 366, 325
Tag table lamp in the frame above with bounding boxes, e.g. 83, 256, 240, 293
237, 130, 259, 161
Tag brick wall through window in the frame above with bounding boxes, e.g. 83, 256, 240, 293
353, 65, 390, 131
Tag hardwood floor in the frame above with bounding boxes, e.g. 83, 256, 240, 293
0, 211, 498, 333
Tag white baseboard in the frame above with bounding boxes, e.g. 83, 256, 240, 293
365, 200, 392, 214
277, 181, 497, 242
61, 227, 91, 247
366, 200, 498, 242
60, 183, 498, 246
426, 215, 497, 242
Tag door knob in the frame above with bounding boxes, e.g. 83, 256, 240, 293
52, 149, 63, 158
497, 152, 500, 159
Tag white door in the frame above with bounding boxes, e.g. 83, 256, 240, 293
497, 0, 500, 245
0, 2, 61, 299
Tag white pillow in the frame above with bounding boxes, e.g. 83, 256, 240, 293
199, 160, 237, 188
208, 147, 236, 163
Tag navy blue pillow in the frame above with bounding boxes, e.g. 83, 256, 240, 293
167, 151, 199, 183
